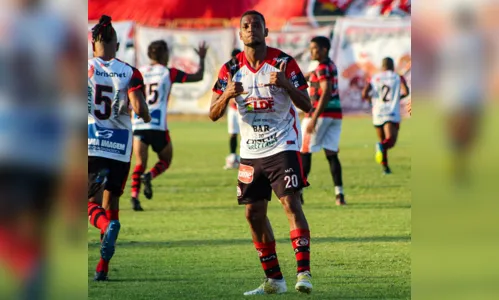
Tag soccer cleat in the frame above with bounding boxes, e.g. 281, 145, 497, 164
88, 168, 109, 199
131, 197, 144, 211
375, 142, 384, 164
383, 166, 392, 175
223, 153, 240, 170
295, 271, 313, 294
101, 220, 120, 262
335, 194, 346, 206
243, 278, 287, 295
141, 173, 153, 200
93, 271, 108, 281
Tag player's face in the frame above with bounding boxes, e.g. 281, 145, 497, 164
309, 42, 322, 61
240, 15, 267, 47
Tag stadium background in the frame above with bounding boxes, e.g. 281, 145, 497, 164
88, 0, 411, 115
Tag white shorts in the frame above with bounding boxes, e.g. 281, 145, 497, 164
300, 117, 342, 153
227, 107, 239, 134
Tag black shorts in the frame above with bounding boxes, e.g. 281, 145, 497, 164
237, 151, 309, 205
88, 156, 130, 197
0, 168, 56, 220
133, 129, 171, 153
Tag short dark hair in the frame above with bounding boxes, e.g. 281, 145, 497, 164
382, 57, 395, 70
310, 36, 331, 52
240, 10, 266, 27
148, 40, 168, 61
92, 15, 116, 43
231, 48, 241, 57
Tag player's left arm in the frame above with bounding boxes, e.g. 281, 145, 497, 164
400, 75, 410, 99
184, 41, 208, 82
268, 59, 312, 113
311, 79, 331, 123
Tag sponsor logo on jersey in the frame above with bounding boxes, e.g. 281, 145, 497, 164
95, 70, 127, 78
252, 125, 270, 132
95, 130, 113, 139
88, 124, 129, 156
238, 164, 254, 184
245, 97, 275, 113
246, 134, 278, 150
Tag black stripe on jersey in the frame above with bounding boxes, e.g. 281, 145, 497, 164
225, 57, 241, 78
276, 51, 292, 68
213, 58, 242, 92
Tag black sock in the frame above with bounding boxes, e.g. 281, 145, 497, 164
230, 135, 237, 154
301, 153, 312, 178
326, 154, 343, 187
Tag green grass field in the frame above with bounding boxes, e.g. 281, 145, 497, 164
88, 116, 411, 300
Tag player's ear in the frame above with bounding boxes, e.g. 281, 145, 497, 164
264, 28, 268, 38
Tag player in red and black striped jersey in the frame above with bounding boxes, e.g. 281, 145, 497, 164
301, 36, 346, 206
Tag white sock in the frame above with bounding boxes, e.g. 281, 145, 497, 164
335, 186, 343, 195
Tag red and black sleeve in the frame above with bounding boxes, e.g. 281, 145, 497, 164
284, 57, 308, 90
315, 63, 331, 81
128, 67, 145, 95
212, 64, 230, 95
169, 68, 187, 84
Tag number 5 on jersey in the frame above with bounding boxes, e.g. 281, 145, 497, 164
146, 83, 159, 105
94, 84, 113, 120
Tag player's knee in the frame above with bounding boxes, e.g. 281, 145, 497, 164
325, 151, 338, 159
386, 136, 396, 147
280, 194, 301, 214
245, 205, 266, 224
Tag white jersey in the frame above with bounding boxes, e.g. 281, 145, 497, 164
88, 57, 144, 162
438, 31, 486, 110
213, 47, 309, 159
370, 70, 405, 125
132, 65, 186, 131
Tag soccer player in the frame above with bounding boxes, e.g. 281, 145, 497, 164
209, 10, 313, 295
362, 57, 410, 174
224, 48, 242, 170
130, 40, 208, 211
300, 36, 346, 206
88, 15, 151, 281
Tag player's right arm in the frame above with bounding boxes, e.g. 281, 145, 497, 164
128, 68, 151, 123
209, 66, 244, 121
362, 82, 373, 104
